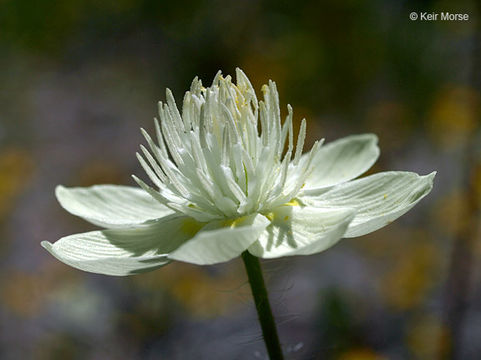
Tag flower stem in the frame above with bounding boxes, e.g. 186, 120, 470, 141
241, 251, 284, 360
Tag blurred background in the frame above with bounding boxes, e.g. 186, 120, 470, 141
0, 0, 480, 359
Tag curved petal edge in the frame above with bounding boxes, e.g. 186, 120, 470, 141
56, 184, 174, 228
42, 215, 203, 275
248, 205, 356, 258
303, 171, 436, 238
302, 133, 380, 194
168, 213, 270, 265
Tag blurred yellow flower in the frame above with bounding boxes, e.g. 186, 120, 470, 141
381, 238, 440, 310
0, 148, 33, 218
338, 348, 387, 360
428, 86, 479, 148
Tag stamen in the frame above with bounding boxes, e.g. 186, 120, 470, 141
294, 118, 306, 165
279, 105, 293, 157
166, 89, 185, 133
136, 153, 163, 188
139, 145, 166, 183
181, 92, 192, 131
154, 118, 169, 158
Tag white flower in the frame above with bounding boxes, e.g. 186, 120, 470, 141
42, 69, 435, 276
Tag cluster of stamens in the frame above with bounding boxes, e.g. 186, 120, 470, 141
134, 69, 322, 222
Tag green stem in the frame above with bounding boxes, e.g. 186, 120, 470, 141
241, 251, 284, 360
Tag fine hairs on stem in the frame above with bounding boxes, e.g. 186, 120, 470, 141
242, 251, 284, 360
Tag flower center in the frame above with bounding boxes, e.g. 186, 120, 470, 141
134, 69, 321, 222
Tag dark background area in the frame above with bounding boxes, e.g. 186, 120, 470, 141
0, 0, 480, 359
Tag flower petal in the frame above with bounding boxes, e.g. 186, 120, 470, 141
248, 205, 355, 258
302, 134, 379, 194
305, 171, 436, 237
168, 214, 270, 265
42, 215, 203, 276
56, 185, 174, 228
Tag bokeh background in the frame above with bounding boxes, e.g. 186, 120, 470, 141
1, 0, 480, 359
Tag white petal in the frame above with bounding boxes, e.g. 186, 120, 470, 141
56, 185, 174, 228
302, 134, 379, 194
42, 215, 204, 276
305, 171, 436, 237
169, 213, 270, 265
248, 205, 355, 258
